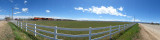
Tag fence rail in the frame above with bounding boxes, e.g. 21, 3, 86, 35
10, 20, 136, 40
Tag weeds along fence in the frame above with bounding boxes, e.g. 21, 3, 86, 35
10, 20, 136, 40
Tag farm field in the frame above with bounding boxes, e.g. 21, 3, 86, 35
19, 21, 132, 40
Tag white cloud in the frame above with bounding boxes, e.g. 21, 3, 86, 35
118, 7, 123, 11
99, 16, 102, 17
24, 0, 27, 5
22, 8, 28, 12
74, 7, 85, 12
46, 10, 50, 13
131, 18, 141, 22
9, 0, 13, 3
14, 12, 21, 14
75, 6, 127, 17
14, 7, 19, 9
74, 18, 141, 22
0, 15, 7, 19
154, 22, 159, 23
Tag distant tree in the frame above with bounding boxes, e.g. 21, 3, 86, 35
5, 17, 10, 21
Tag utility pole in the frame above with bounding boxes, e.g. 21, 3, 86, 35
12, 8, 13, 20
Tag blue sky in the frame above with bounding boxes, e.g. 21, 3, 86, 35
0, 0, 160, 23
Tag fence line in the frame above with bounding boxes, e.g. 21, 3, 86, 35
10, 20, 136, 40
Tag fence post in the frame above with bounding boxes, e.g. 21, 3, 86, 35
34, 24, 37, 36
16, 21, 17, 25
127, 24, 129, 28
18, 21, 19, 27
124, 24, 125, 30
54, 26, 57, 40
109, 25, 112, 40
21, 22, 22, 29
26, 22, 27, 31
119, 25, 120, 32
89, 27, 92, 40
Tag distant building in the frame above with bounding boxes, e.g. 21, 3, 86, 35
33, 17, 53, 20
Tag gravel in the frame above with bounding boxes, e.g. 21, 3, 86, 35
0, 21, 14, 40
139, 23, 160, 40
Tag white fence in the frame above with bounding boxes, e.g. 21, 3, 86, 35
10, 20, 136, 40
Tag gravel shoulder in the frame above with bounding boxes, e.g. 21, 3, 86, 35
139, 23, 160, 40
0, 21, 14, 40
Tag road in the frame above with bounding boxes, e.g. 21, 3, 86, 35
0, 21, 14, 40
139, 23, 160, 40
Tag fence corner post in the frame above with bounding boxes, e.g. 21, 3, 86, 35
54, 26, 57, 40
34, 24, 37, 36
109, 25, 112, 40
89, 27, 92, 40
21, 22, 22, 29
26, 22, 27, 31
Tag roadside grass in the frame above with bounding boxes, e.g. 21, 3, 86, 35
8, 22, 38, 40
19, 21, 132, 40
115, 23, 140, 40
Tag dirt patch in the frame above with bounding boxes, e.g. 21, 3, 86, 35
137, 23, 160, 40
0, 21, 14, 40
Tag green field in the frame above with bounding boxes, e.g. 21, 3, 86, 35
19, 21, 132, 40
116, 23, 140, 40
8, 22, 37, 40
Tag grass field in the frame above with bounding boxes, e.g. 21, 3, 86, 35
116, 23, 140, 40
8, 22, 37, 40
18, 21, 132, 40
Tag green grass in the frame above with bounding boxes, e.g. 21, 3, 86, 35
8, 22, 38, 40
24, 21, 130, 28
19, 21, 134, 40
115, 23, 140, 40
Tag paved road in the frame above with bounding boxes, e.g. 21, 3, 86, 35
139, 23, 160, 40
0, 21, 14, 40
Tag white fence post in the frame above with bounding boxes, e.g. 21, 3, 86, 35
21, 22, 22, 29
109, 25, 112, 40
18, 21, 19, 27
16, 21, 17, 25
127, 24, 129, 28
34, 24, 37, 36
26, 22, 27, 31
54, 26, 57, 40
119, 25, 121, 32
124, 24, 125, 30
89, 27, 92, 40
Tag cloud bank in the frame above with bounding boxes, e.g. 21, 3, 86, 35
75, 6, 127, 17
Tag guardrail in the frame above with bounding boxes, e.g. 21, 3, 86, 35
10, 20, 136, 40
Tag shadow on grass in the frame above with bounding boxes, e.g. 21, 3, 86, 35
9, 22, 38, 40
